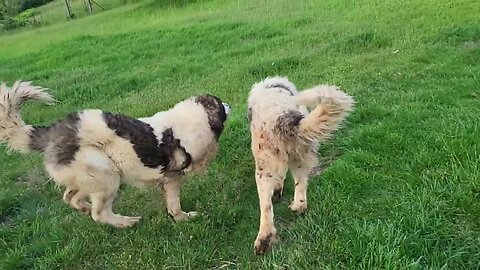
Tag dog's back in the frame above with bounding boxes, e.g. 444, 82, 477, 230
248, 76, 354, 160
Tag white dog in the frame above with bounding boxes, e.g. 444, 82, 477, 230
247, 76, 354, 254
0, 81, 230, 228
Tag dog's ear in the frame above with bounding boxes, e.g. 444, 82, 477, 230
195, 95, 227, 140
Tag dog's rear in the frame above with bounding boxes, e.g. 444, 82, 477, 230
247, 76, 354, 254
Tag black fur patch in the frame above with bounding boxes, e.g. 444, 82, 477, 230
274, 110, 304, 136
160, 128, 192, 171
195, 95, 227, 140
247, 107, 253, 123
268, 83, 294, 96
102, 113, 191, 171
30, 126, 51, 151
52, 113, 81, 164
31, 112, 80, 165
103, 112, 164, 168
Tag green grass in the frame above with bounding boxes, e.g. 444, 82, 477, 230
1, 0, 480, 268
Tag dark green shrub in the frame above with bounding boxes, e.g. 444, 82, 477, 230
16, 8, 38, 26
18, 0, 54, 12
1, 8, 38, 30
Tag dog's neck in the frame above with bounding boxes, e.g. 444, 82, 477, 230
267, 83, 294, 96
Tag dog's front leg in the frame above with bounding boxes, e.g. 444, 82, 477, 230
163, 178, 197, 222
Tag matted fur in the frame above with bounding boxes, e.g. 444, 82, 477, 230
247, 76, 354, 254
0, 80, 230, 228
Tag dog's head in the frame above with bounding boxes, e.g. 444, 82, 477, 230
195, 95, 230, 140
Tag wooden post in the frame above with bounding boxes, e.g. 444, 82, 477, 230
91, 0, 106, 11
85, 0, 93, 14
64, 0, 74, 19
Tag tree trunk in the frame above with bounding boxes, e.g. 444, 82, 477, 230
85, 0, 93, 14
64, 0, 74, 19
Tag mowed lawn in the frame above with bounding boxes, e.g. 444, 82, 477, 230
1, 0, 480, 268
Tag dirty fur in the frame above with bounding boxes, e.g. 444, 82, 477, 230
247, 76, 354, 254
0, 81, 230, 228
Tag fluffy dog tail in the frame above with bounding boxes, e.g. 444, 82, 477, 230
295, 85, 354, 142
0, 81, 55, 153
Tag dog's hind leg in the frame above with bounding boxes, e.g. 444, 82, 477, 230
63, 188, 91, 215
253, 153, 288, 255
288, 152, 318, 214
52, 170, 89, 215
89, 173, 141, 228
71, 147, 142, 228
71, 190, 91, 214
163, 178, 197, 222
63, 188, 77, 204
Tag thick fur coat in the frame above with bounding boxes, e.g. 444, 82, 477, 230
0, 81, 230, 227
247, 76, 354, 254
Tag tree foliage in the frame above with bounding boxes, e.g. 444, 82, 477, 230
0, 0, 48, 30
19, 0, 54, 13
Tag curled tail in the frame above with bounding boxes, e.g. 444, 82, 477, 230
0, 81, 55, 153
295, 85, 354, 142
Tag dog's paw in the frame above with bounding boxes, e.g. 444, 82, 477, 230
289, 200, 308, 214
254, 232, 277, 255
170, 211, 198, 222
107, 215, 142, 228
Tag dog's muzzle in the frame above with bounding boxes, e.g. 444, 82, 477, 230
222, 102, 231, 117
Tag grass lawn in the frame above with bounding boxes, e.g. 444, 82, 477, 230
1, 0, 480, 268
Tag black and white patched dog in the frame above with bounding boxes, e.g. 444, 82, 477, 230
0, 81, 230, 228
